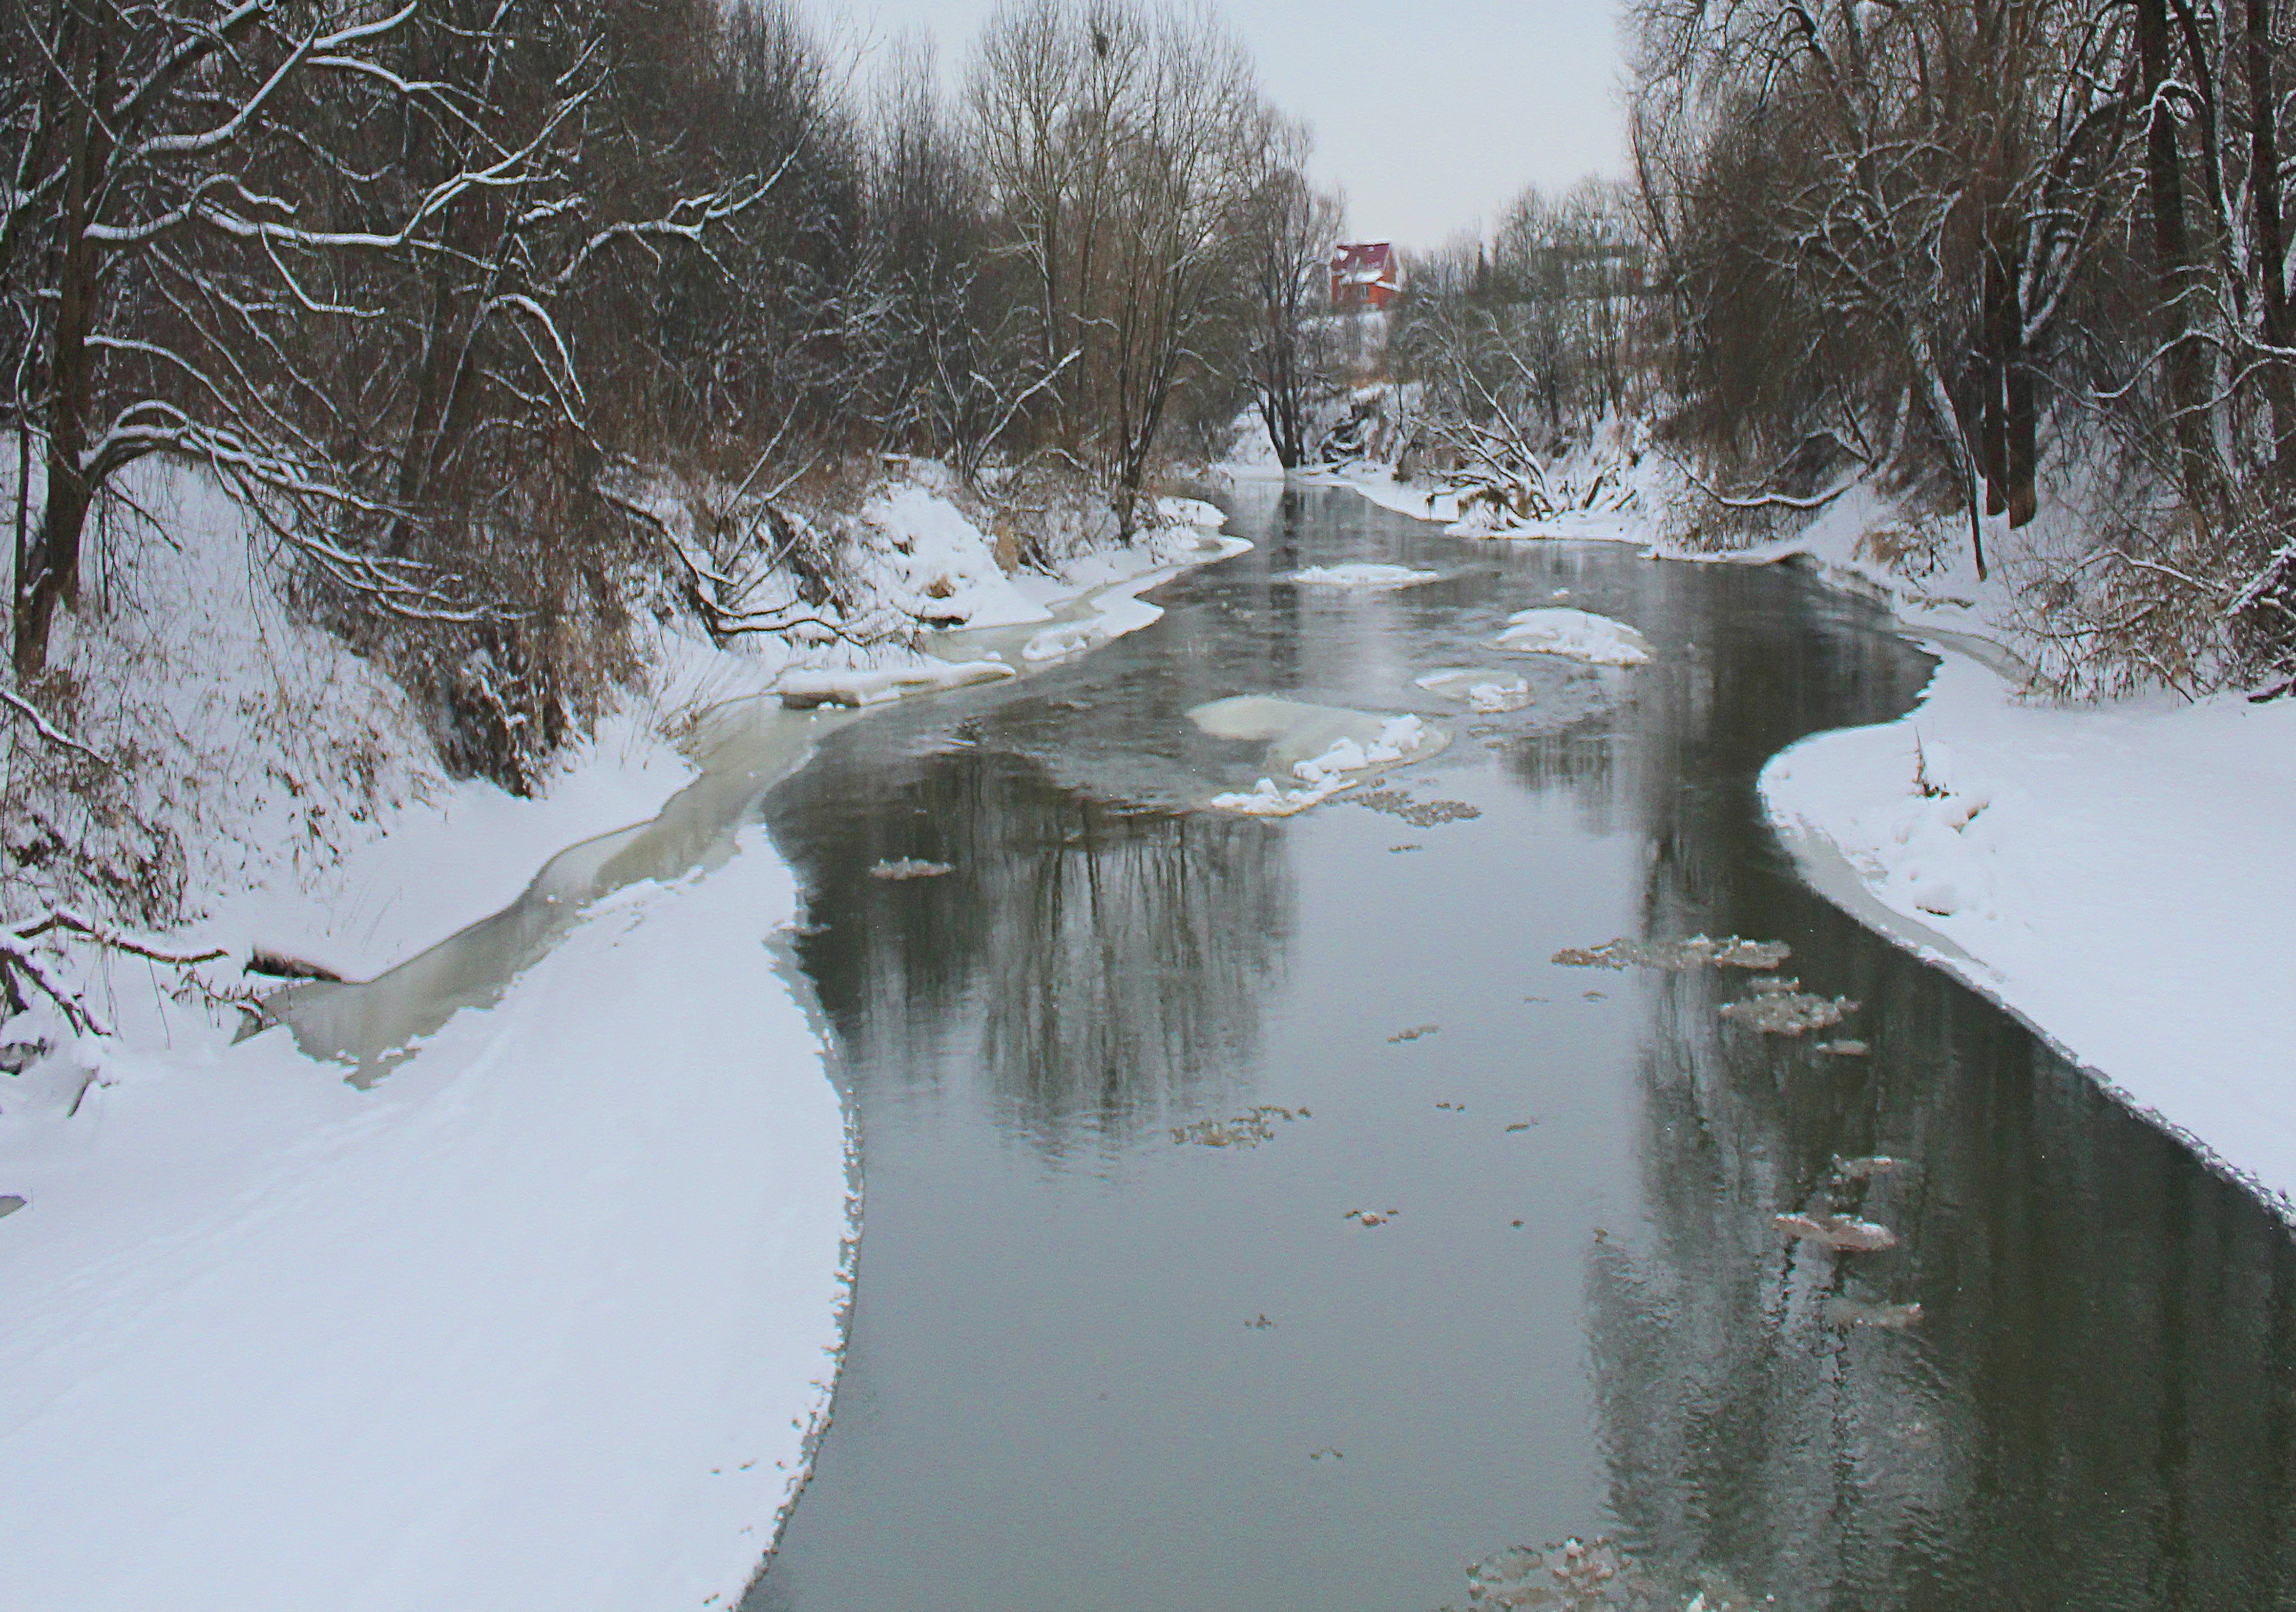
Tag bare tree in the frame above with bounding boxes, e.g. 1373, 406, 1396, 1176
1235, 117, 1344, 469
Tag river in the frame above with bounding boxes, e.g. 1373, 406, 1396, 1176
743, 481, 2296, 1612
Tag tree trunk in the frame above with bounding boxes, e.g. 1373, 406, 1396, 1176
2135, 0, 2214, 507
2246, 0, 2296, 476
15, 0, 104, 679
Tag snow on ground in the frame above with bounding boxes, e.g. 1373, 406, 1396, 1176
1762, 651, 2296, 1214
0, 840, 850, 1612
855, 475, 1052, 629
1287, 561, 1441, 588
1494, 607, 1653, 666
1, 458, 1251, 1612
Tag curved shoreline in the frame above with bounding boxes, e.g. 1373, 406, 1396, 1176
1318, 467, 2296, 1234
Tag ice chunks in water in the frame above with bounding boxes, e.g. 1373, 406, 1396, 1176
1354, 789, 1482, 826
1824, 1297, 1924, 1329
1775, 1211, 1899, 1251
1208, 774, 1353, 817
1720, 991, 1857, 1035
1831, 1154, 1903, 1179
1551, 934, 1792, 971
1493, 608, 1652, 666
1416, 668, 1534, 713
1289, 562, 1442, 588
1171, 1105, 1303, 1149
1461, 1536, 1650, 1611
869, 857, 954, 880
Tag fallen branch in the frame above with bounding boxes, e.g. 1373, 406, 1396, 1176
1, 909, 230, 1037
0, 689, 111, 767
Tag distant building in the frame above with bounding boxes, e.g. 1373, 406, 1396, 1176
1330, 242, 1401, 311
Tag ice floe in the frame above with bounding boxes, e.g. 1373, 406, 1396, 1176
1193, 695, 1447, 816
1493, 607, 1652, 666
1415, 668, 1532, 713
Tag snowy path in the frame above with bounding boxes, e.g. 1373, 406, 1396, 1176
1762, 652, 2296, 1213
0, 839, 849, 1612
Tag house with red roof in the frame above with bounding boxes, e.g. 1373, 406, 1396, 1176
1329, 242, 1401, 311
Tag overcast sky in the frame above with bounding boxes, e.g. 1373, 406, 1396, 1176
810, 0, 1629, 252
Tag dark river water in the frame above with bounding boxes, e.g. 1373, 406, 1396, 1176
746, 483, 2296, 1612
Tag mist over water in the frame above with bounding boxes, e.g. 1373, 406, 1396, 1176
749, 484, 2296, 1612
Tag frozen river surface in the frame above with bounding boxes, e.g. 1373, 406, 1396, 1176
750, 484, 2296, 1612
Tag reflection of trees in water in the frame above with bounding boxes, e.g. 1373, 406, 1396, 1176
1576, 563, 2296, 1606
770, 745, 1290, 1160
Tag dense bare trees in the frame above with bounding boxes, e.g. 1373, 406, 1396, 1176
1626, 0, 2296, 690
2, 0, 1326, 785
968, 0, 1277, 531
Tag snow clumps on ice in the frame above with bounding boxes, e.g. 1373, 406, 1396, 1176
1493, 607, 1652, 666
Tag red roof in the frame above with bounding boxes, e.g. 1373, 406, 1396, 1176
1331, 242, 1395, 279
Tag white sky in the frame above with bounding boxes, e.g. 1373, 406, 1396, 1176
812, 0, 1630, 252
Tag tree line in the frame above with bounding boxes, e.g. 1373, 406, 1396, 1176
1, 0, 1343, 788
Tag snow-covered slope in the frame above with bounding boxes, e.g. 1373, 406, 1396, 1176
0, 841, 849, 1612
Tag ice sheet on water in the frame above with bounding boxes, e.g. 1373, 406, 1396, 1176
1493, 608, 1652, 666
1551, 934, 1791, 971
1288, 562, 1442, 588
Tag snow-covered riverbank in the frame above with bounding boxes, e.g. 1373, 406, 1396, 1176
1761, 652, 2296, 1215
0, 466, 1244, 1612
1312, 462, 2296, 1220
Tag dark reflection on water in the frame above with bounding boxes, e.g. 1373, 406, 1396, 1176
750, 485, 2296, 1612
